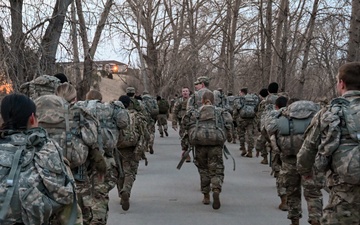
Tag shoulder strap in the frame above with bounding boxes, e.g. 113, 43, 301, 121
0, 146, 26, 222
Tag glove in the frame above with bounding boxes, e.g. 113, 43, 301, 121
90, 149, 107, 175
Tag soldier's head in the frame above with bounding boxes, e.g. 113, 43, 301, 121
1, 93, 37, 130
337, 62, 360, 95
227, 91, 233, 96
182, 87, 190, 98
55, 83, 77, 103
240, 88, 248, 96
202, 91, 214, 105
86, 89, 102, 101
268, 82, 279, 94
53, 73, 69, 83
156, 95, 161, 101
118, 95, 131, 109
126, 86, 136, 97
275, 96, 288, 110
259, 88, 268, 99
194, 76, 210, 90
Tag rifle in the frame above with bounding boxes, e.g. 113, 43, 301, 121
223, 145, 236, 171
176, 146, 193, 170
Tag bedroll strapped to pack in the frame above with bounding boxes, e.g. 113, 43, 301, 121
329, 97, 360, 184
19, 75, 61, 100
188, 106, 226, 146
35, 95, 99, 169
0, 128, 76, 225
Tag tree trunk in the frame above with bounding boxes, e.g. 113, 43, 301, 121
347, 0, 360, 62
264, 0, 272, 84
279, 0, 289, 92
270, 0, 287, 83
39, 0, 73, 75
297, 0, 319, 98
70, 1, 81, 85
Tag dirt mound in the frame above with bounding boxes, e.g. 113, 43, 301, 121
99, 77, 125, 102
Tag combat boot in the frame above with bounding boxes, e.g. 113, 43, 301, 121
240, 147, 247, 156
245, 150, 253, 158
202, 193, 210, 205
164, 130, 169, 136
149, 146, 154, 154
121, 191, 130, 211
309, 220, 320, 225
212, 189, 221, 210
278, 195, 288, 211
160, 133, 164, 138
290, 218, 299, 225
261, 157, 268, 164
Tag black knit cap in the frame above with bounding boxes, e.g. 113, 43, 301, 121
118, 95, 131, 109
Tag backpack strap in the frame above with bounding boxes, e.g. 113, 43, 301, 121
0, 146, 26, 222
64, 104, 72, 160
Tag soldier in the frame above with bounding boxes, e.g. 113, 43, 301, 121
172, 87, 191, 162
142, 91, 159, 154
267, 99, 320, 225
80, 89, 129, 225
297, 62, 360, 225
187, 76, 212, 110
117, 95, 149, 211
182, 91, 233, 210
0, 94, 76, 225
255, 88, 269, 163
157, 96, 170, 137
226, 91, 238, 144
233, 88, 258, 157
214, 87, 228, 109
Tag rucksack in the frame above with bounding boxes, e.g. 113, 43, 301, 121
238, 94, 258, 118
188, 106, 226, 146
158, 99, 169, 114
0, 128, 75, 225
19, 75, 61, 99
142, 95, 159, 119
76, 100, 129, 157
34, 95, 99, 169
318, 97, 360, 184
129, 98, 143, 112
117, 109, 142, 148
271, 100, 320, 156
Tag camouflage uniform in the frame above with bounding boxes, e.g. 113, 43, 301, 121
117, 105, 149, 210
297, 90, 360, 225
233, 94, 258, 157
142, 93, 158, 152
226, 94, 238, 143
182, 104, 233, 209
76, 100, 129, 225
172, 96, 190, 151
186, 87, 212, 111
157, 99, 169, 137
267, 100, 322, 224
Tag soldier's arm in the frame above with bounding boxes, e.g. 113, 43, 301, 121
297, 111, 322, 175
222, 110, 234, 142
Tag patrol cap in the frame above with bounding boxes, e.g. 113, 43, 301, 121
126, 86, 135, 94
194, 76, 210, 85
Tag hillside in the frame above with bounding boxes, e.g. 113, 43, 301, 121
99, 77, 126, 102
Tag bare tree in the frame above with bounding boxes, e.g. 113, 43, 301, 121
347, 0, 360, 62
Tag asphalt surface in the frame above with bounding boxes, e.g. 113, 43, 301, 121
107, 122, 329, 225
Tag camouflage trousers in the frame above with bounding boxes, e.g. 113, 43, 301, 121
147, 121, 156, 148
89, 156, 119, 225
194, 145, 224, 194
321, 184, 360, 225
236, 118, 255, 151
117, 147, 139, 197
178, 122, 189, 151
274, 153, 286, 197
302, 171, 324, 224
255, 127, 270, 158
157, 114, 168, 135
76, 179, 93, 225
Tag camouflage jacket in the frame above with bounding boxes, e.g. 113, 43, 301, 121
297, 90, 360, 186
172, 96, 189, 125
186, 87, 212, 110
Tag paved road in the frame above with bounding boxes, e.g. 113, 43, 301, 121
108, 122, 328, 225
